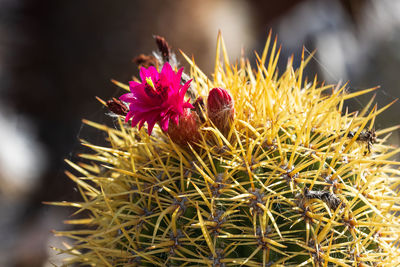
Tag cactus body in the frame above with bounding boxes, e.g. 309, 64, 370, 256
53, 34, 400, 266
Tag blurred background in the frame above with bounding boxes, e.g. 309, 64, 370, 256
0, 0, 399, 266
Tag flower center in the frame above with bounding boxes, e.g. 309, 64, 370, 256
144, 77, 169, 99
145, 77, 155, 89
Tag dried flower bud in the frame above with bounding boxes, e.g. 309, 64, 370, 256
207, 88, 234, 136
133, 54, 157, 68
154, 35, 171, 62
106, 98, 128, 116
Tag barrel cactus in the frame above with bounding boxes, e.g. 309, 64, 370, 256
52, 33, 400, 266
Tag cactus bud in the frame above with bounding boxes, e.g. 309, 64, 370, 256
166, 108, 201, 148
207, 87, 234, 135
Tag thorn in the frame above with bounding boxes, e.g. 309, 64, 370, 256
95, 96, 107, 106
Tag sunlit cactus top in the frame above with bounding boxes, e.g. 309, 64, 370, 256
120, 62, 193, 134
53, 33, 400, 266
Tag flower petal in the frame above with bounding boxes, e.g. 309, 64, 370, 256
130, 114, 141, 127
174, 67, 184, 86
125, 110, 134, 123
139, 67, 149, 82
120, 93, 135, 102
183, 102, 194, 109
147, 66, 160, 80
161, 62, 173, 75
160, 116, 170, 132
138, 119, 146, 130
147, 117, 158, 135
178, 80, 192, 103
129, 81, 141, 89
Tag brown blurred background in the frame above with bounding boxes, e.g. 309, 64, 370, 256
0, 0, 399, 266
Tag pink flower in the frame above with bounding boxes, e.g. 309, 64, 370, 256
119, 62, 194, 135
